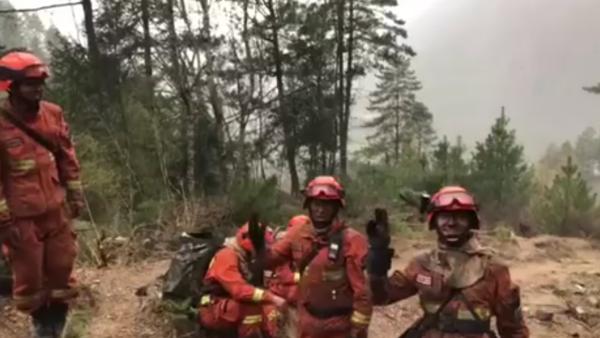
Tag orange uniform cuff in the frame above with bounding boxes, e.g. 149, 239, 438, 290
351, 311, 371, 326
252, 288, 265, 302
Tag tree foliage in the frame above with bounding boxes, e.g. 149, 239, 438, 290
535, 156, 597, 236
468, 109, 531, 222
363, 54, 433, 165
430, 136, 468, 187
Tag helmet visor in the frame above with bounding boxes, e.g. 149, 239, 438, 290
432, 191, 477, 209
23, 64, 49, 79
305, 184, 342, 200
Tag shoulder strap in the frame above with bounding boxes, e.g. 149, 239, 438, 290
432, 288, 460, 317
0, 106, 62, 157
298, 242, 321, 275
417, 288, 460, 331
456, 291, 490, 323
400, 289, 462, 338
298, 228, 348, 274
327, 228, 345, 264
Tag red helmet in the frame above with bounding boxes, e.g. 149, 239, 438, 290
303, 176, 345, 208
427, 186, 479, 229
236, 223, 273, 253
287, 215, 311, 229
0, 51, 49, 92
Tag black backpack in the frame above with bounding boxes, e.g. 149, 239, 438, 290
0, 254, 11, 296
162, 231, 224, 304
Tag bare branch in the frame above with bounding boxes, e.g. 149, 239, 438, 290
0, 1, 83, 14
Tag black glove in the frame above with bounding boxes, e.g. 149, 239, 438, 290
248, 213, 265, 254
0, 223, 20, 249
366, 208, 394, 276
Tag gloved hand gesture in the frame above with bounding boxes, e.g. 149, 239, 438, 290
366, 208, 391, 248
248, 213, 265, 255
0, 221, 20, 248
366, 208, 394, 276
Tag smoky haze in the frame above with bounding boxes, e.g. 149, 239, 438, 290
352, 0, 600, 161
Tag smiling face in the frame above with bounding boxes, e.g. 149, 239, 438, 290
434, 210, 474, 245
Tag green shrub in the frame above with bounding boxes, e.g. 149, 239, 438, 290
228, 176, 283, 225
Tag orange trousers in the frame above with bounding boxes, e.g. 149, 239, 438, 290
199, 297, 280, 338
298, 305, 352, 338
2, 206, 78, 313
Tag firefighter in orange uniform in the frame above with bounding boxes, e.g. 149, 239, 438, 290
367, 186, 529, 338
0, 50, 82, 337
198, 223, 287, 338
267, 215, 311, 305
258, 176, 372, 338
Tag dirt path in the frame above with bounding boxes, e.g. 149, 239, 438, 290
81, 259, 170, 338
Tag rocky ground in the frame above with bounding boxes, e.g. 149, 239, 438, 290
1, 234, 599, 338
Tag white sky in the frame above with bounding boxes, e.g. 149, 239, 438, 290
18, 0, 437, 45
14, 0, 85, 44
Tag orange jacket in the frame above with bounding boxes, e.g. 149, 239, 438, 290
371, 252, 529, 338
267, 261, 299, 304
204, 245, 277, 304
266, 218, 372, 329
0, 100, 81, 220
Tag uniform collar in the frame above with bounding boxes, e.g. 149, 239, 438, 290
313, 219, 345, 243
437, 235, 493, 256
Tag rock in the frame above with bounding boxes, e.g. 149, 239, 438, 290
575, 306, 585, 315
114, 236, 129, 245
143, 238, 154, 250
573, 283, 586, 294
534, 310, 554, 322
587, 296, 598, 307
136, 286, 149, 297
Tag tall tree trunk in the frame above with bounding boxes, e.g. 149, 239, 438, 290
265, 0, 300, 194
232, 51, 249, 181
315, 71, 326, 172
394, 94, 401, 165
198, 0, 228, 191
258, 70, 267, 180
235, 0, 257, 183
141, 0, 152, 78
167, 0, 195, 195
141, 0, 169, 189
340, 0, 355, 176
335, 0, 345, 175
81, 0, 100, 65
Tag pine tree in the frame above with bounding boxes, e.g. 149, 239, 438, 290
537, 156, 597, 235
432, 136, 468, 185
470, 107, 531, 222
364, 55, 424, 164
574, 127, 599, 181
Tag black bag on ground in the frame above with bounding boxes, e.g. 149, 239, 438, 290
0, 254, 11, 296
162, 231, 224, 304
